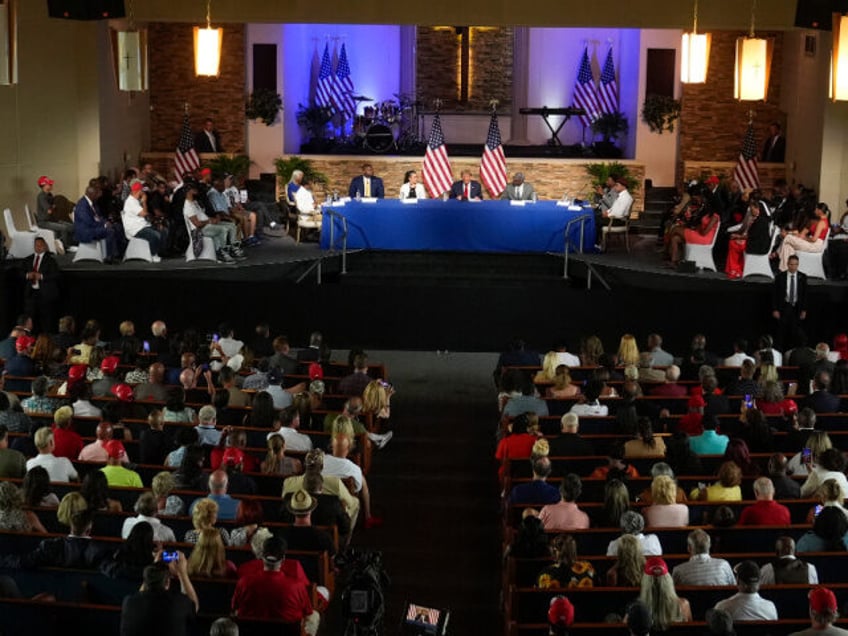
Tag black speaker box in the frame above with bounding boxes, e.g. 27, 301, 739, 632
794, 0, 848, 31
47, 0, 125, 20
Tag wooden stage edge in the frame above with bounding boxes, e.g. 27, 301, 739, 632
140, 152, 647, 215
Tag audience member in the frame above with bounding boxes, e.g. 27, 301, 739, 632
606, 511, 662, 556
122, 492, 176, 542
26, 426, 78, 482
539, 474, 590, 531
639, 556, 692, 630
713, 561, 778, 621
739, 477, 791, 526
189, 469, 240, 521
119, 560, 198, 636
671, 529, 735, 586
536, 534, 595, 588
759, 536, 819, 585
606, 533, 645, 587
643, 475, 689, 528
790, 587, 848, 636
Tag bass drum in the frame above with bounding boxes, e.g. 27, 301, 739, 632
363, 122, 395, 153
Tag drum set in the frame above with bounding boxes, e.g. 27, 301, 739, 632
349, 94, 421, 153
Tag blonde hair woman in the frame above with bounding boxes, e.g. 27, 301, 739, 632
618, 334, 639, 367
362, 380, 391, 420
535, 352, 560, 384
57, 491, 88, 527
605, 533, 644, 586
261, 435, 302, 477
0, 482, 46, 533
639, 557, 692, 630
643, 475, 689, 528
787, 430, 833, 477
184, 498, 230, 545
187, 527, 235, 578
546, 365, 580, 399
151, 471, 185, 516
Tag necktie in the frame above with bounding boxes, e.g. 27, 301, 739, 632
34, 254, 41, 272
464, 184, 470, 199
789, 274, 796, 305
516, 185, 522, 199
364, 178, 371, 197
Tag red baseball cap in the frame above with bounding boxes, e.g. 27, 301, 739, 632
810, 587, 838, 614
68, 364, 88, 383
644, 556, 669, 577
200, 168, 212, 177
222, 447, 245, 466
15, 335, 35, 352
104, 440, 126, 459
110, 383, 134, 402
705, 175, 720, 185
37, 176, 54, 187
130, 181, 144, 193
308, 363, 324, 380
548, 596, 574, 628
100, 356, 120, 374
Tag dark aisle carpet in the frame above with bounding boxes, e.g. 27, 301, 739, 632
331, 351, 502, 635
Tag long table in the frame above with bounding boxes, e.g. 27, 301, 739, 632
319, 199, 595, 253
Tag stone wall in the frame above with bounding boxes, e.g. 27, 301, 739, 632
683, 161, 787, 193
278, 156, 645, 214
679, 31, 785, 178
416, 27, 513, 111
148, 23, 246, 153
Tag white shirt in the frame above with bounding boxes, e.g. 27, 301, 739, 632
217, 336, 244, 358
399, 183, 427, 199
713, 592, 778, 621
569, 402, 609, 417
554, 351, 581, 368
724, 352, 756, 367
184, 199, 208, 223
650, 347, 675, 367
800, 467, 848, 499
294, 186, 316, 214
759, 556, 818, 585
26, 453, 78, 482
268, 428, 313, 453
122, 514, 176, 543
72, 400, 102, 418
122, 195, 149, 239
322, 454, 363, 492
606, 533, 662, 556
265, 385, 293, 410
607, 189, 633, 219
672, 553, 736, 586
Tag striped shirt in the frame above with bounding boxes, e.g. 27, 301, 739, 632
672, 553, 736, 586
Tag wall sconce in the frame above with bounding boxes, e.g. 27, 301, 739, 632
681, 0, 710, 83
831, 13, 848, 101
194, 0, 222, 77
734, 0, 773, 101
0, 0, 17, 86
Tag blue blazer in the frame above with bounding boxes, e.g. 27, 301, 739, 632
348, 175, 384, 199
73, 196, 109, 244
449, 180, 483, 200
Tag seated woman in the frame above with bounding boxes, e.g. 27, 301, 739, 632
261, 434, 303, 477
797, 506, 848, 552
643, 475, 689, 528
399, 170, 427, 199
162, 387, 196, 423
606, 511, 663, 556
595, 479, 631, 529
0, 482, 47, 533
639, 557, 692, 629
505, 511, 550, 559
801, 447, 848, 500
691, 461, 743, 502
229, 500, 264, 548
606, 533, 644, 586
184, 498, 231, 546
667, 204, 719, 266
536, 534, 595, 588
755, 380, 797, 417
787, 430, 833, 477
725, 194, 771, 279
806, 478, 848, 524
21, 466, 59, 508
546, 365, 580, 399
624, 418, 666, 459
187, 527, 237, 578
101, 521, 155, 580
534, 352, 560, 386
724, 438, 760, 477
151, 471, 185, 517
777, 201, 830, 271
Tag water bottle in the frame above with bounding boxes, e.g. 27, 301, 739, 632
355, 190, 361, 202
333, 190, 339, 202
531, 191, 537, 203
441, 191, 449, 202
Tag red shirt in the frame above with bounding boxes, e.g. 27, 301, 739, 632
210, 447, 260, 473
232, 569, 313, 621
738, 499, 791, 526
237, 558, 309, 586
52, 426, 83, 460
677, 413, 704, 437
495, 433, 538, 480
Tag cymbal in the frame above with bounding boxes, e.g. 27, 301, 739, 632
350, 94, 373, 101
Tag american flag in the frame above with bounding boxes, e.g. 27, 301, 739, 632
573, 47, 599, 127
332, 43, 356, 121
315, 43, 336, 113
733, 122, 760, 190
174, 110, 200, 181
421, 113, 453, 198
480, 112, 507, 198
597, 47, 619, 114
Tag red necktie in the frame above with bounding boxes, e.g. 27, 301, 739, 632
464, 184, 469, 199
33, 254, 41, 272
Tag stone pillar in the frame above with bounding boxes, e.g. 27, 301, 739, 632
509, 27, 530, 145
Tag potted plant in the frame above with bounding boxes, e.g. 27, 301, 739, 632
590, 111, 629, 158
274, 156, 329, 191
641, 94, 682, 134
205, 155, 252, 180
246, 88, 283, 126
585, 161, 640, 202
296, 103, 334, 152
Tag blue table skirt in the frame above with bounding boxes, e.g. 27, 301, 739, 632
319, 199, 595, 253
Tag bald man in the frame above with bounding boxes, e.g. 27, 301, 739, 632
189, 469, 240, 520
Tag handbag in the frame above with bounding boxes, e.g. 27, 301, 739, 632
191, 228, 204, 257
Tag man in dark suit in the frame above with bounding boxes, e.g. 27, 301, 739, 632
762, 122, 786, 163
772, 254, 807, 350
73, 184, 122, 261
194, 118, 222, 153
347, 163, 384, 199
21, 237, 59, 333
804, 371, 841, 414
548, 414, 594, 457
449, 170, 483, 200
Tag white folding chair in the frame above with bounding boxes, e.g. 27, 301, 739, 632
296, 213, 322, 243
684, 222, 720, 271
123, 236, 153, 262
184, 216, 217, 263
601, 201, 634, 252
73, 240, 107, 263
24, 204, 58, 253
3, 208, 38, 259
742, 224, 778, 280
797, 228, 830, 279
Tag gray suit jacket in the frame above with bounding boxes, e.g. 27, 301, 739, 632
500, 183, 536, 201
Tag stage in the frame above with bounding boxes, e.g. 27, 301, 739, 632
3, 231, 847, 354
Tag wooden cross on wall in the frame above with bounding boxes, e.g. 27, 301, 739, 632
455, 26, 470, 103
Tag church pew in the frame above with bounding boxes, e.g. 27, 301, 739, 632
506, 619, 843, 636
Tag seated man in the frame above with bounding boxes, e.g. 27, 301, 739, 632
791, 586, 846, 636
500, 172, 536, 201
2, 509, 107, 569
121, 559, 198, 636
738, 477, 791, 526
759, 536, 819, 585
35, 176, 75, 249
713, 561, 778, 621
100, 441, 143, 487
73, 184, 124, 260
209, 177, 258, 246
449, 170, 482, 200
183, 181, 243, 263
594, 177, 633, 247
348, 163, 385, 199
671, 529, 735, 586
122, 181, 166, 262
223, 173, 281, 236
189, 469, 241, 521
26, 426, 78, 482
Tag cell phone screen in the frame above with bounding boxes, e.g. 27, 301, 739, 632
802, 448, 812, 462
142, 340, 150, 353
